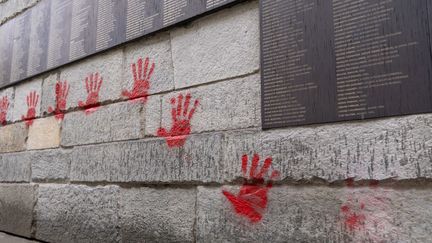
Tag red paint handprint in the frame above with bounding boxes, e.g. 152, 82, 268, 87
222, 154, 280, 223
48, 80, 69, 120
122, 57, 155, 102
78, 72, 103, 114
22, 91, 39, 127
157, 93, 199, 148
0, 96, 9, 126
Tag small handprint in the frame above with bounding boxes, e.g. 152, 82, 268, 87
157, 93, 199, 148
48, 80, 69, 120
222, 154, 280, 223
122, 57, 155, 102
78, 72, 103, 114
0, 96, 9, 126
21, 91, 39, 127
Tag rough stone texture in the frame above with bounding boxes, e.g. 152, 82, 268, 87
0, 0, 39, 25
27, 116, 61, 150
35, 185, 120, 243
145, 94, 161, 136
12, 78, 42, 122
31, 149, 71, 182
197, 186, 432, 243
223, 114, 432, 183
120, 187, 196, 242
70, 133, 224, 183
0, 152, 31, 182
160, 74, 260, 134
171, 0, 259, 88
0, 87, 14, 124
122, 32, 174, 97
40, 72, 60, 115
0, 122, 27, 153
0, 184, 37, 237
59, 48, 123, 110
61, 101, 145, 146
0, 232, 40, 243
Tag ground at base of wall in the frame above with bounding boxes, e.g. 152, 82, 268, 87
0, 232, 40, 243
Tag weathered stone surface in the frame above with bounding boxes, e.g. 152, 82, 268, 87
12, 79, 42, 122
223, 114, 432, 182
0, 87, 14, 124
171, 0, 259, 88
40, 72, 60, 115
70, 133, 224, 183
35, 185, 120, 243
122, 32, 174, 97
59, 48, 123, 110
160, 74, 260, 134
144, 94, 161, 136
61, 101, 145, 146
0, 152, 31, 182
0, 184, 37, 237
120, 187, 196, 242
0, 122, 27, 153
0, 0, 39, 25
197, 186, 432, 243
31, 149, 71, 181
27, 116, 60, 150
0, 232, 39, 243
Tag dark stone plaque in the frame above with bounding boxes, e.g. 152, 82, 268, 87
261, 0, 432, 129
0, 0, 242, 88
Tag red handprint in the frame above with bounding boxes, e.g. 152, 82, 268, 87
122, 57, 155, 102
48, 80, 69, 120
222, 154, 280, 223
21, 91, 39, 127
0, 96, 9, 126
78, 72, 103, 114
157, 93, 199, 148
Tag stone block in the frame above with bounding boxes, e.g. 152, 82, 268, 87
61, 101, 145, 146
120, 187, 196, 242
197, 186, 432, 242
35, 184, 120, 243
171, 1, 259, 88
160, 74, 260, 135
59, 48, 123, 110
0, 152, 31, 182
12, 79, 42, 122
223, 114, 432, 183
144, 94, 161, 136
0, 87, 14, 125
70, 133, 224, 183
0, 122, 27, 153
40, 72, 61, 115
27, 116, 61, 150
0, 184, 37, 237
122, 32, 174, 97
31, 149, 71, 182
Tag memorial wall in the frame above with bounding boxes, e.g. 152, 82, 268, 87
0, 0, 239, 88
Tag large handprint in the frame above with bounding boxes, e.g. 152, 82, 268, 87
0, 96, 9, 126
122, 57, 155, 102
222, 154, 280, 223
157, 93, 199, 148
22, 91, 39, 127
78, 72, 103, 114
48, 80, 69, 120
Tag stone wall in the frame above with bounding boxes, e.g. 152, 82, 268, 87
0, 0, 431, 242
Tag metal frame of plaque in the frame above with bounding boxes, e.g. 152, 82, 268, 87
0, 0, 244, 89
260, 0, 432, 129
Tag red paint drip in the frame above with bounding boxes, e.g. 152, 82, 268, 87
157, 93, 199, 148
48, 80, 69, 121
21, 91, 39, 127
122, 57, 155, 102
78, 72, 103, 114
222, 154, 279, 223
0, 96, 9, 126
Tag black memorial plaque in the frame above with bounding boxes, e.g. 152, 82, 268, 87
0, 0, 242, 88
261, 0, 432, 129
